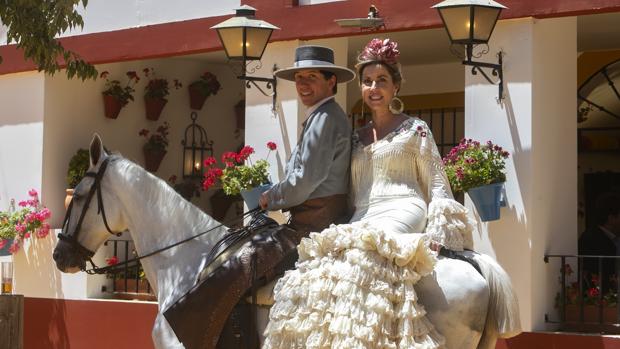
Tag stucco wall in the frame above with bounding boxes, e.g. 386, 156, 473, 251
42, 56, 243, 229
0, 72, 44, 211
465, 17, 578, 331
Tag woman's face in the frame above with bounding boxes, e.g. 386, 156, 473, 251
361, 63, 399, 113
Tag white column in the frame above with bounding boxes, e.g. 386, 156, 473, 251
466, 17, 577, 331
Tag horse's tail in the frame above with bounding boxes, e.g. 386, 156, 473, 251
473, 253, 522, 349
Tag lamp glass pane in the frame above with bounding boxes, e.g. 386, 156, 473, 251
245, 27, 273, 60
217, 27, 244, 59
439, 6, 472, 42
473, 7, 501, 42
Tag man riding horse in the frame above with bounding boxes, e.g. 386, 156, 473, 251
164, 45, 356, 349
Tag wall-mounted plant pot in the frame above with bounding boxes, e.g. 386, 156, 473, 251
144, 97, 168, 121
143, 148, 167, 172
467, 182, 504, 222
103, 94, 124, 119
188, 84, 208, 110
0, 239, 13, 256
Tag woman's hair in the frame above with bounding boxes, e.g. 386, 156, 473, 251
355, 38, 403, 87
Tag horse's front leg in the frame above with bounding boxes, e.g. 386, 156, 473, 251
153, 312, 186, 349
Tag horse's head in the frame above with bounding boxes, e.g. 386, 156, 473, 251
53, 134, 127, 273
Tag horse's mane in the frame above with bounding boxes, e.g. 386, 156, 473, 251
108, 154, 210, 230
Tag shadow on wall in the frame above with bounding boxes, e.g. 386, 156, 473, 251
14, 234, 66, 299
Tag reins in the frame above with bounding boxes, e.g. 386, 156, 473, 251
58, 155, 263, 276
84, 207, 261, 275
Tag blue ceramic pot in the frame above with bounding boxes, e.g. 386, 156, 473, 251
467, 182, 504, 222
0, 239, 13, 256
240, 183, 272, 210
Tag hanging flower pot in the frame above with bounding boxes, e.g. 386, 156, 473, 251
188, 83, 208, 110
188, 72, 221, 110
467, 182, 504, 222
143, 148, 167, 172
102, 94, 124, 119
144, 96, 168, 121
0, 239, 13, 256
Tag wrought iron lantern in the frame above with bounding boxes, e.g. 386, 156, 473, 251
433, 0, 507, 100
182, 112, 214, 178
212, 5, 280, 111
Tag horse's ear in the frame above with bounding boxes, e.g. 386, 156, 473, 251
89, 133, 106, 167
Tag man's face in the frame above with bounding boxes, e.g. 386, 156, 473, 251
294, 69, 336, 107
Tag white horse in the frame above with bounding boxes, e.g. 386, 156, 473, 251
53, 135, 516, 349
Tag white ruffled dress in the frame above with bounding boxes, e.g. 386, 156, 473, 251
263, 117, 475, 349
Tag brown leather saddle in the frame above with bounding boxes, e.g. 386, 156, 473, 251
163, 194, 349, 349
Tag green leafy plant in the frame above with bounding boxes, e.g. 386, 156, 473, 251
143, 67, 182, 99
442, 139, 510, 194
101, 70, 140, 106
554, 264, 617, 308
189, 71, 222, 97
139, 122, 170, 152
66, 148, 90, 188
0, 1, 97, 80
202, 142, 276, 196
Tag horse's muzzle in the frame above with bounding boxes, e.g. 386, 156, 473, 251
53, 240, 86, 273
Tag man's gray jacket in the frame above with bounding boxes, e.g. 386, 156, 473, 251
266, 98, 351, 210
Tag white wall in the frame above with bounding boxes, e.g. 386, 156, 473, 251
0, 72, 44, 211
466, 17, 577, 331
42, 56, 243, 229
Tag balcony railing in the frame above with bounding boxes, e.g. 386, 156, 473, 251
103, 239, 156, 301
545, 254, 620, 334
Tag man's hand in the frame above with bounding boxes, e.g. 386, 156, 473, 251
259, 191, 269, 210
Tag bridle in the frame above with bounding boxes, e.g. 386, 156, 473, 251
57, 155, 262, 275
58, 157, 122, 270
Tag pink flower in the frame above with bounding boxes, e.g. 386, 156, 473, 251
37, 223, 50, 238
221, 152, 237, 163
18, 201, 27, 207
267, 142, 277, 151
204, 157, 216, 166
8, 240, 20, 254
105, 256, 119, 266
587, 287, 600, 298
0, 239, 7, 250
28, 189, 38, 197
359, 38, 400, 64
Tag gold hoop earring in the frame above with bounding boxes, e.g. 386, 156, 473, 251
389, 96, 404, 114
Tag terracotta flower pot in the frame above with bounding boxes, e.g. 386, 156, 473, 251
144, 96, 168, 121
102, 94, 124, 119
65, 189, 74, 210
188, 83, 208, 110
143, 148, 166, 172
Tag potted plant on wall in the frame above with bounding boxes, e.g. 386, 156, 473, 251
202, 142, 277, 210
101, 70, 140, 119
188, 71, 221, 110
143, 68, 182, 121
443, 138, 510, 221
65, 148, 90, 209
139, 122, 170, 172
0, 190, 52, 256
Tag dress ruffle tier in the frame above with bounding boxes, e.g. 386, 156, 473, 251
263, 222, 446, 349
